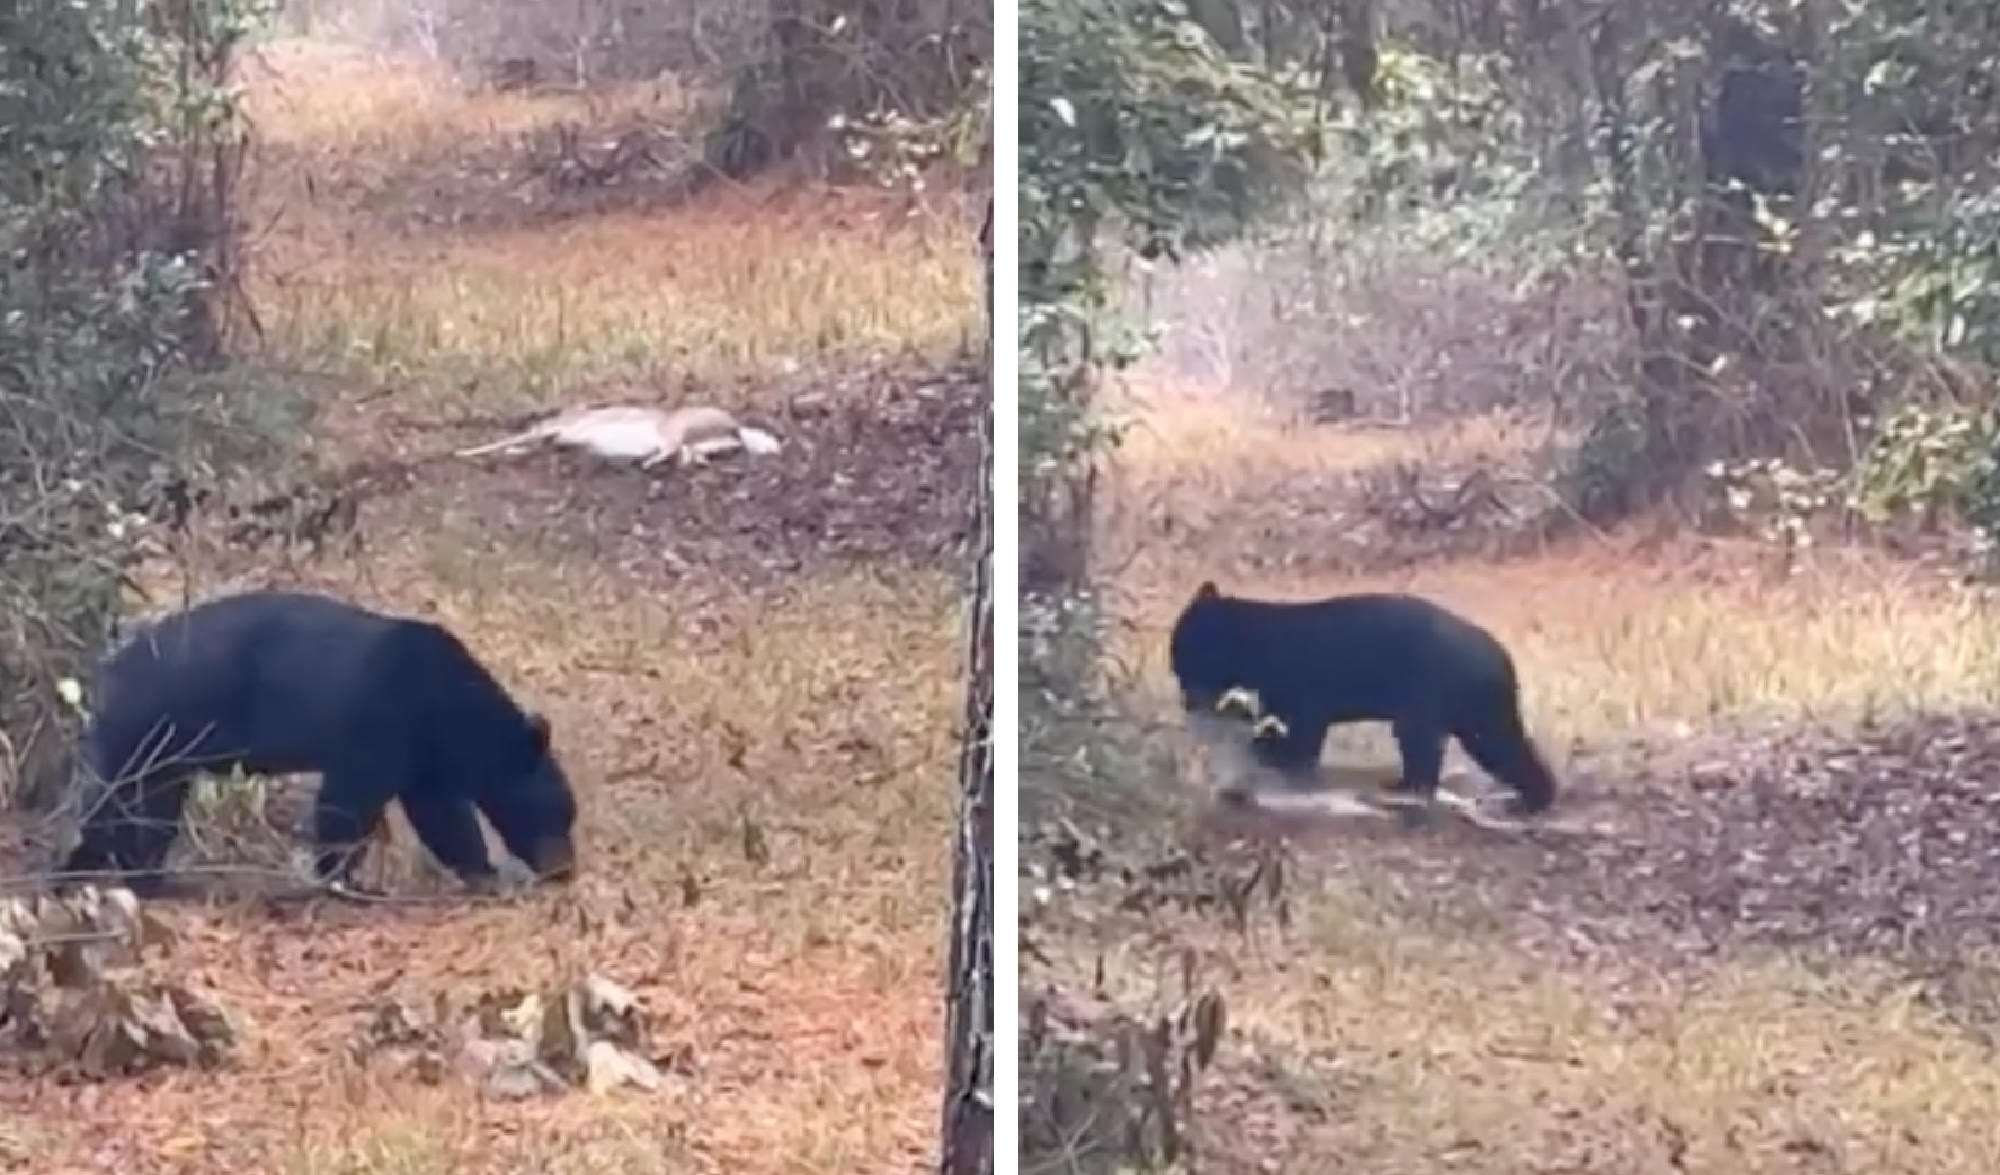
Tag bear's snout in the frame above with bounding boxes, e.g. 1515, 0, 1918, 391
530, 836, 578, 882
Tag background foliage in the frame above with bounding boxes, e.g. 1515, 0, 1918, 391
0, 0, 294, 810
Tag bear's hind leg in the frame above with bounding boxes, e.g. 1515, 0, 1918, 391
62, 782, 134, 878
398, 791, 499, 889
62, 769, 193, 895
123, 772, 195, 891
1388, 714, 1447, 803
1455, 706, 1558, 815
309, 768, 394, 887
59, 796, 131, 885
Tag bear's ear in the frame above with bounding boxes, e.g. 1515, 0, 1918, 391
1193, 580, 1220, 602
528, 711, 552, 751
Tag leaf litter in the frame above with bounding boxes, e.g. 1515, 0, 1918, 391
4, 885, 675, 1107
1200, 708, 2000, 1029
354, 970, 689, 1100
0, 886, 235, 1079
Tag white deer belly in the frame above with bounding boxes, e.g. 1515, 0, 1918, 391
549, 411, 668, 461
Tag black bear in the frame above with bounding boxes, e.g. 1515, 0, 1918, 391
1168, 582, 1558, 815
59, 589, 579, 894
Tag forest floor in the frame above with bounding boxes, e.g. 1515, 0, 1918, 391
1, 38, 980, 1175
1023, 377, 2000, 1175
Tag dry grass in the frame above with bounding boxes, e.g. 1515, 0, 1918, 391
1057, 902, 2000, 1174
241, 40, 698, 161
1102, 377, 2000, 753
238, 39, 979, 414
1034, 374, 2000, 1173
1104, 377, 1558, 495
248, 200, 976, 413
3, 36, 971, 1175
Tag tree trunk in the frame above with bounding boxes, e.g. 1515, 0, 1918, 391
939, 191, 995, 1175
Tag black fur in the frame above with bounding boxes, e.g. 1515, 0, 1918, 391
59, 590, 578, 893
1168, 582, 1558, 814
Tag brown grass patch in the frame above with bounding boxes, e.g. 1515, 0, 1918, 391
249, 197, 975, 408
1094, 374, 1572, 581
237, 38, 979, 411
240, 40, 697, 164
1047, 907, 2000, 1174
1105, 376, 1556, 491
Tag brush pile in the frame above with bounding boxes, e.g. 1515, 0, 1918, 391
0, 886, 237, 1077
354, 971, 680, 1099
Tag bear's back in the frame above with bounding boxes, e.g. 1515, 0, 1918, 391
89, 592, 417, 775
1173, 588, 1512, 712
1177, 589, 1459, 660
103, 590, 397, 692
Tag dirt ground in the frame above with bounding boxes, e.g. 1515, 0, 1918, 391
3, 39, 979, 1175
1024, 376, 2000, 1175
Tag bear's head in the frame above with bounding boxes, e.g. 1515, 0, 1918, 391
482, 711, 579, 883
1167, 580, 1236, 716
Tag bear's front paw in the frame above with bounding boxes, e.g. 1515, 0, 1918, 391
1214, 784, 1255, 809
459, 870, 515, 898
325, 877, 389, 902
1378, 777, 1434, 801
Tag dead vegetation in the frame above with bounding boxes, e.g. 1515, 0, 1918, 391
355, 970, 677, 1099
0, 886, 234, 1080
2, 31, 977, 1175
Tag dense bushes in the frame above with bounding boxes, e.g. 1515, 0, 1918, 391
1, 0, 290, 809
